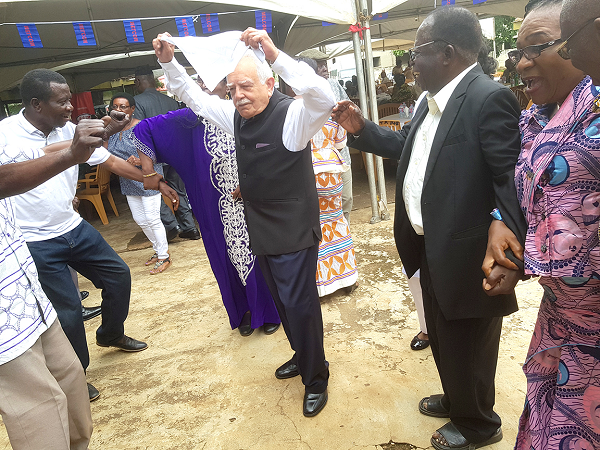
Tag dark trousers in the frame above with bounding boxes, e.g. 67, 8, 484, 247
257, 243, 329, 394
27, 220, 131, 370
418, 237, 502, 444
160, 164, 196, 233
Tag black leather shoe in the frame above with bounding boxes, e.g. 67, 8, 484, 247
97, 335, 148, 352
303, 390, 328, 417
263, 323, 280, 335
275, 359, 300, 379
80, 291, 89, 301
179, 228, 201, 240
88, 383, 100, 402
166, 226, 180, 243
82, 305, 102, 321
238, 311, 253, 336
410, 333, 430, 351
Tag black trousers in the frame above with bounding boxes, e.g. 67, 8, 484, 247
160, 164, 196, 233
27, 220, 131, 370
418, 236, 502, 444
257, 243, 329, 394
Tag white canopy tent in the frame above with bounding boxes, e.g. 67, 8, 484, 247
0, 0, 528, 222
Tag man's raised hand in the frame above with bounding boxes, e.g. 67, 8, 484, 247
331, 100, 366, 136
240, 28, 279, 62
153, 32, 175, 63
69, 119, 105, 164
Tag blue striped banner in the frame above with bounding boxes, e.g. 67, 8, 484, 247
73, 22, 96, 46
255, 10, 272, 32
123, 19, 144, 43
200, 14, 220, 34
175, 17, 196, 36
16, 23, 43, 48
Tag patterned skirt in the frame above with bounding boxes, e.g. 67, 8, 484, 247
315, 171, 358, 296
515, 276, 600, 450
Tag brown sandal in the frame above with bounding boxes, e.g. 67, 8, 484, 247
145, 252, 158, 266
150, 257, 171, 274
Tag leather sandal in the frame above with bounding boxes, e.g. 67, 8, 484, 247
431, 422, 502, 450
419, 394, 450, 418
150, 257, 171, 274
145, 252, 158, 266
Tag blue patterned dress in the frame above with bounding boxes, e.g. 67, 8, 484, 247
106, 126, 162, 197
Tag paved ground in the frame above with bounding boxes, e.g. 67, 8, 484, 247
0, 161, 541, 449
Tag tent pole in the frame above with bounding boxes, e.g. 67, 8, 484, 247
352, 0, 380, 224
359, 0, 390, 221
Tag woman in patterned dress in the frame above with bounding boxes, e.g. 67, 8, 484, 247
288, 57, 359, 297
511, 1, 600, 448
310, 118, 358, 296
106, 93, 171, 274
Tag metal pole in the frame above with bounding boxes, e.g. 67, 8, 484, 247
352, 0, 380, 224
359, 0, 390, 221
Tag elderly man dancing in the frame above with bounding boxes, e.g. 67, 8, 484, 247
149, 28, 335, 416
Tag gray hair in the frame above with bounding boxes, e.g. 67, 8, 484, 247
237, 50, 273, 85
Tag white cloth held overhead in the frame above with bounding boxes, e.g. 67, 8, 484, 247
160, 31, 266, 92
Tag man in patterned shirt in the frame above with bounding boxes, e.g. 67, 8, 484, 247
0, 119, 110, 450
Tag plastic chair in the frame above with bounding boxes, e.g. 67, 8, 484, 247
76, 165, 119, 225
510, 85, 532, 110
377, 102, 402, 119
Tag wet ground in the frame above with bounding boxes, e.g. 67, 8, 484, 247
0, 157, 542, 449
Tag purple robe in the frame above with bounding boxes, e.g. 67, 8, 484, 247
133, 108, 279, 329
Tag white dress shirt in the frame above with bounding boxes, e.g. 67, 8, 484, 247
402, 63, 476, 235
159, 51, 336, 152
0, 111, 110, 241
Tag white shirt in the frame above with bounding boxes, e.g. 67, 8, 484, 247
159, 51, 336, 152
0, 111, 110, 241
402, 63, 476, 235
0, 195, 56, 365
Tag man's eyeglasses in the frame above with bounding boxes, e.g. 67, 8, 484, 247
554, 16, 599, 60
408, 40, 449, 61
110, 104, 131, 111
509, 40, 562, 62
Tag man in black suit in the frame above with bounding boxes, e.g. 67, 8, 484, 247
333, 7, 526, 450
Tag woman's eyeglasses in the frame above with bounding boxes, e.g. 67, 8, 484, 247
110, 104, 131, 111
509, 40, 562, 63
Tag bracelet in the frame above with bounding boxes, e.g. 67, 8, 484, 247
142, 172, 157, 178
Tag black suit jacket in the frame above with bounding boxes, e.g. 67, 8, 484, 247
352, 66, 526, 320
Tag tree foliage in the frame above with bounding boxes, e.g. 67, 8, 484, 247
494, 16, 517, 55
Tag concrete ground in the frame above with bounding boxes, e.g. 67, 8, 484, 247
0, 160, 542, 449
